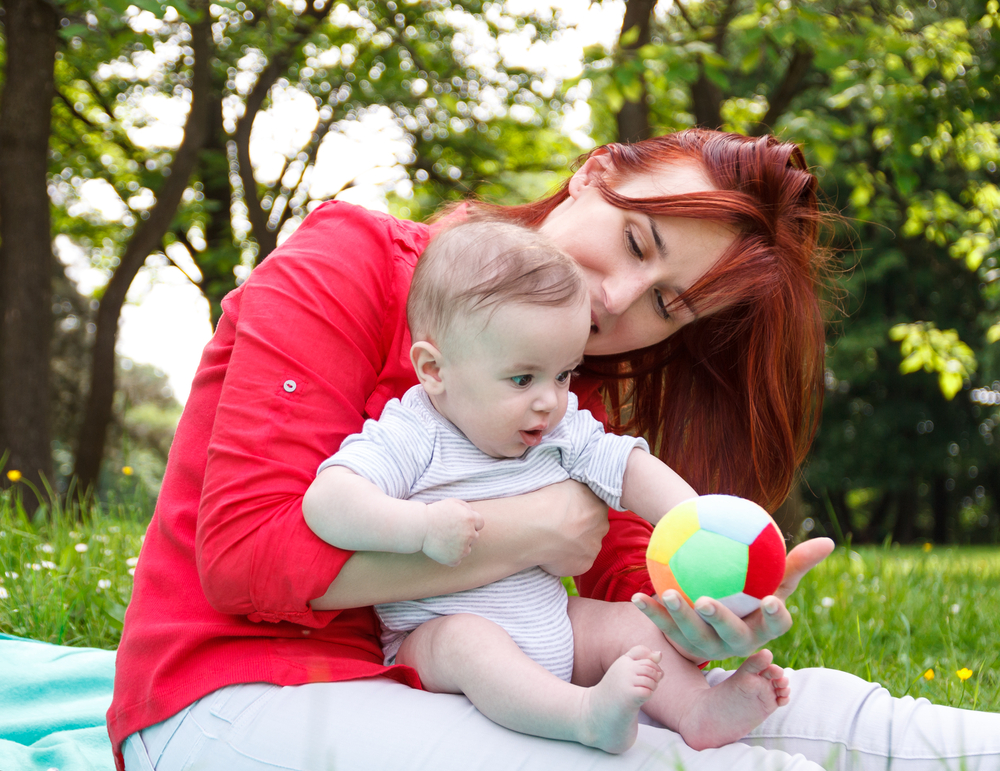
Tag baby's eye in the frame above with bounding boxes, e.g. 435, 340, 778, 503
556, 370, 572, 385
511, 374, 533, 387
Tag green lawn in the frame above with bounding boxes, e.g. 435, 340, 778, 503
1, 491, 998, 712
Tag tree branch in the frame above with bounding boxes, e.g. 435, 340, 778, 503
55, 90, 97, 128
751, 46, 816, 136
233, 0, 334, 261
74, 3, 214, 491
673, 0, 698, 31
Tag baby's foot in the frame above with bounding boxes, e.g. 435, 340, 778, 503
578, 646, 662, 754
677, 649, 789, 751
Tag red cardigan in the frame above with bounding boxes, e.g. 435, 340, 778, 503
107, 201, 655, 770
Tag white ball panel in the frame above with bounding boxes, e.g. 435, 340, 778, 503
718, 592, 762, 618
695, 494, 770, 546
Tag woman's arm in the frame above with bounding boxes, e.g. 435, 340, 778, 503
311, 478, 609, 609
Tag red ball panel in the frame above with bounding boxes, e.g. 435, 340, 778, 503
742, 524, 786, 599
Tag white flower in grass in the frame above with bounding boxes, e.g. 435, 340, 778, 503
75, 543, 88, 553
950, 603, 961, 615
821, 597, 835, 608
39, 543, 54, 554
104, 549, 113, 557
4, 571, 18, 579
98, 579, 111, 590
0, 587, 7, 600
40, 561, 56, 570
128, 568, 135, 577
126, 557, 139, 567
30, 563, 42, 571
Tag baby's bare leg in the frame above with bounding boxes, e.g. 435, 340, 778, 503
568, 597, 790, 751
395, 613, 661, 753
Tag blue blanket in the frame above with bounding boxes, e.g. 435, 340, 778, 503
0, 634, 116, 771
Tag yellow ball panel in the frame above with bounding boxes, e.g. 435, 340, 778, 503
646, 500, 700, 565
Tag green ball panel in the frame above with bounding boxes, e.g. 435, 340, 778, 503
669, 530, 748, 601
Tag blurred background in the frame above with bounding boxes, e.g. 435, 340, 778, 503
1, 0, 998, 545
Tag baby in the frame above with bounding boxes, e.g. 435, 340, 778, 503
303, 220, 790, 753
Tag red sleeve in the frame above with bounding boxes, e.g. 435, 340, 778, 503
195, 202, 427, 625
572, 375, 655, 603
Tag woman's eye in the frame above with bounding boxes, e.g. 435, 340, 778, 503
654, 289, 671, 321
556, 370, 572, 385
511, 374, 533, 387
625, 227, 643, 259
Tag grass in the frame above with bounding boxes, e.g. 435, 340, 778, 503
0, 485, 148, 649
1, 484, 998, 713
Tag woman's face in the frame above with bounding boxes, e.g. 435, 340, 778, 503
540, 155, 736, 357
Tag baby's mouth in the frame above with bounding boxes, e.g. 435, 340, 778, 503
519, 429, 544, 446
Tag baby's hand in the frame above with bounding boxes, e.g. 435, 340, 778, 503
422, 498, 484, 566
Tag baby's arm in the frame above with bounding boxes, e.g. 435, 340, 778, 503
619, 448, 698, 526
303, 466, 483, 566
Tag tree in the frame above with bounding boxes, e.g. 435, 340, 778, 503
0, 0, 59, 499
26, 0, 578, 491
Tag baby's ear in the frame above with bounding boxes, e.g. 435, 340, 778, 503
410, 340, 446, 395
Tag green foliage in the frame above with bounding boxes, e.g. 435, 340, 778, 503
574, 0, 1000, 542
890, 322, 977, 399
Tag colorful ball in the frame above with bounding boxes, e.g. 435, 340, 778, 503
645, 495, 786, 617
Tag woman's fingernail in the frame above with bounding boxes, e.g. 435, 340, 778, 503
697, 603, 716, 617
632, 595, 647, 610
763, 598, 780, 615
664, 592, 681, 611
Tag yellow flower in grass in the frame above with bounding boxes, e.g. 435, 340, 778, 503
957, 668, 973, 681
6, 469, 22, 482
923, 669, 935, 681
922, 542, 932, 552
122, 466, 134, 476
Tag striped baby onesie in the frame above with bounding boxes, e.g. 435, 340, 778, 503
317, 385, 647, 681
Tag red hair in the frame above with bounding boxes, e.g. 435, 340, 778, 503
470, 129, 833, 512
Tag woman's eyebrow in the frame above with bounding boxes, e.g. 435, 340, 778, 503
646, 215, 667, 259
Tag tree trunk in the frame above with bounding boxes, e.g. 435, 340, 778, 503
931, 474, 950, 544
892, 488, 917, 544
198, 93, 240, 327
690, 72, 724, 130
615, 0, 656, 144
73, 6, 213, 494
0, 0, 58, 504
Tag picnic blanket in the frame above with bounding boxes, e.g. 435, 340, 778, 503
0, 633, 116, 771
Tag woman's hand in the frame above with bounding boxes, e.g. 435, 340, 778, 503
631, 537, 834, 662
530, 479, 609, 577
310, 479, 607, 609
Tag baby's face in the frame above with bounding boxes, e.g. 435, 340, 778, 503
433, 296, 591, 459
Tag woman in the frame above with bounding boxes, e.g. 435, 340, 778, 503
110, 130, 1000, 771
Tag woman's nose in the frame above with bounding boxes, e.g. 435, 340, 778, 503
601, 274, 647, 316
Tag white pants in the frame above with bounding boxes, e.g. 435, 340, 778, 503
123, 668, 1000, 771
